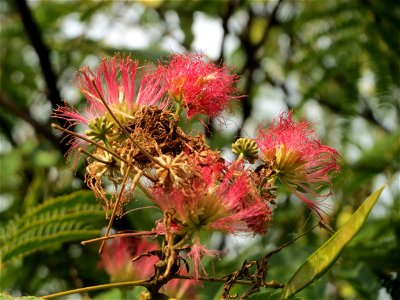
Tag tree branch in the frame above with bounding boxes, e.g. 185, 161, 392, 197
0, 93, 62, 148
234, 0, 284, 139
13, 0, 85, 166
15, 0, 62, 109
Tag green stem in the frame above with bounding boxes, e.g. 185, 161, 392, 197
98, 165, 134, 254
42, 275, 283, 299
121, 205, 160, 218
51, 123, 127, 163
172, 234, 190, 250
41, 280, 150, 299
81, 231, 158, 245
174, 101, 183, 117
78, 147, 113, 165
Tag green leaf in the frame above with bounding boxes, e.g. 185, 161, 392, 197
248, 290, 284, 300
279, 186, 385, 300
0, 191, 104, 263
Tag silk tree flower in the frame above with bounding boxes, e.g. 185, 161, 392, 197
156, 53, 239, 118
161, 271, 198, 300
53, 55, 167, 159
101, 237, 158, 282
101, 237, 197, 299
152, 159, 272, 278
255, 112, 340, 217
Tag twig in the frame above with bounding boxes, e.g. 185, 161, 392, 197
222, 223, 318, 299
98, 166, 138, 253
264, 223, 319, 259
120, 205, 160, 218
234, 0, 284, 139
41, 279, 150, 299
81, 230, 158, 245
78, 147, 114, 165
0, 93, 61, 148
51, 123, 127, 163
15, 0, 62, 109
41, 272, 282, 300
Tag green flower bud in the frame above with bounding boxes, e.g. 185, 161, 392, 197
85, 116, 114, 142
232, 138, 259, 163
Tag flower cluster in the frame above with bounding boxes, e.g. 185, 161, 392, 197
155, 53, 239, 118
101, 237, 158, 283
152, 159, 271, 277
255, 112, 340, 218
53, 53, 339, 297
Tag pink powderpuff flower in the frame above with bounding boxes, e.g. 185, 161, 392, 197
100, 237, 159, 282
152, 160, 272, 278
53, 55, 166, 160
255, 112, 340, 218
101, 237, 197, 298
161, 269, 198, 300
156, 53, 239, 118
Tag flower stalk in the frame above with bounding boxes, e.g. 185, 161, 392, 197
51, 123, 127, 163
99, 165, 134, 253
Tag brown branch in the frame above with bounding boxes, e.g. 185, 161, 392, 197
205, 0, 240, 140
0, 93, 63, 148
218, 0, 240, 62
253, 0, 283, 50
234, 0, 284, 139
176, 274, 282, 287
0, 117, 16, 146
222, 223, 318, 299
13, 0, 80, 160
15, 0, 62, 109
0, 94, 87, 181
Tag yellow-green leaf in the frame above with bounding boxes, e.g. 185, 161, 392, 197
279, 186, 385, 299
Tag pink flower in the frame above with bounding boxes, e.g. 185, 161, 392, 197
255, 112, 340, 217
152, 159, 271, 277
161, 269, 198, 299
100, 237, 158, 282
53, 55, 166, 159
153, 160, 270, 235
156, 53, 239, 118
101, 237, 197, 298
186, 237, 219, 279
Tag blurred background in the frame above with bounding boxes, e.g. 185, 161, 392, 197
0, 0, 399, 299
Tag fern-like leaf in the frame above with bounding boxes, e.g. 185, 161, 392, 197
0, 191, 104, 263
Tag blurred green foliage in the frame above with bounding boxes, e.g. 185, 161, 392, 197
0, 0, 399, 299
